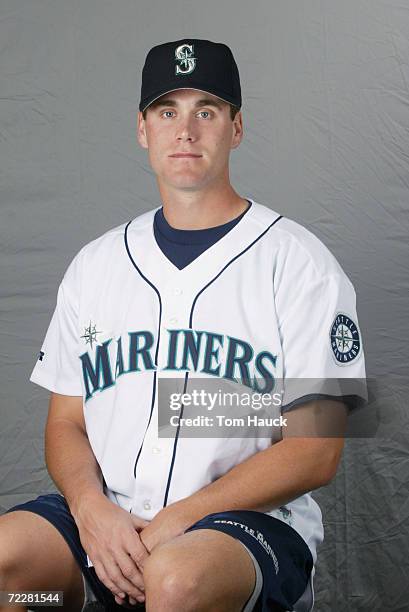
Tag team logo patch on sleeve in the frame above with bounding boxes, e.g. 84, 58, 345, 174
330, 313, 361, 364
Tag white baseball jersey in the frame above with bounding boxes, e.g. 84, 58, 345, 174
30, 199, 366, 595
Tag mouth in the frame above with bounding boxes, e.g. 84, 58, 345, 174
169, 153, 203, 158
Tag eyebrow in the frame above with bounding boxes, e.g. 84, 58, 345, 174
151, 97, 224, 111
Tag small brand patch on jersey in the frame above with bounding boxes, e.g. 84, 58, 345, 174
278, 506, 293, 526
38, 350, 45, 361
175, 43, 196, 75
330, 313, 361, 364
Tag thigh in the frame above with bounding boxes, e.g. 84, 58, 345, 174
0, 507, 84, 611
186, 510, 314, 612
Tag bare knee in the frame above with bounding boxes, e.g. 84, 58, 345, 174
0, 522, 36, 612
143, 548, 201, 611
0, 511, 84, 612
0, 521, 24, 591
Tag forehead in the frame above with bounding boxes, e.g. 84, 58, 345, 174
149, 89, 228, 109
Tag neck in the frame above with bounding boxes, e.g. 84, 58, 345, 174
156, 180, 248, 230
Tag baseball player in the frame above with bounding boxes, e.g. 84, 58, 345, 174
0, 39, 366, 612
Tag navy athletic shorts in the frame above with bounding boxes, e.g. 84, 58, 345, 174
5, 493, 313, 612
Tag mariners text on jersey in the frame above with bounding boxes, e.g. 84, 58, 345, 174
80, 328, 278, 401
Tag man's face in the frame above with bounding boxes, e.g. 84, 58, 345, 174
137, 89, 243, 192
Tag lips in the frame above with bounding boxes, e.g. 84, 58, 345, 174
169, 153, 202, 158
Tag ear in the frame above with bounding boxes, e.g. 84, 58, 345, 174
230, 110, 243, 150
137, 111, 148, 149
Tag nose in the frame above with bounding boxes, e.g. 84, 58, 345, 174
176, 115, 197, 142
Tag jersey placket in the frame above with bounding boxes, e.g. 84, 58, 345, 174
125, 205, 280, 517
130, 273, 198, 517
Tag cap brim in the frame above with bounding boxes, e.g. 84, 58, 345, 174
139, 85, 240, 113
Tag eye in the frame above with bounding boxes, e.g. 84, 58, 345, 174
197, 110, 211, 119
161, 110, 175, 118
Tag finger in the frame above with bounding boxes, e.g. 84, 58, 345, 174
116, 549, 145, 593
115, 594, 144, 607
114, 595, 126, 606
114, 594, 141, 607
94, 556, 144, 601
93, 559, 126, 598
126, 532, 150, 570
130, 514, 150, 531
107, 562, 145, 601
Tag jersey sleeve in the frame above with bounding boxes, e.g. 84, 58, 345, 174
274, 226, 367, 413
29, 250, 83, 396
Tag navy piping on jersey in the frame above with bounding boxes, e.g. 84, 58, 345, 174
188, 215, 283, 329
162, 370, 190, 507
123, 220, 163, 494
282, 392, 364, 413
163, 215, 284, 507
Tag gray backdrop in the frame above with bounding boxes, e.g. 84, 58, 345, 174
1, 1, 408, 610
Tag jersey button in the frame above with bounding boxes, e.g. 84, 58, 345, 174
169, 317, 178, 325
143, 500, 151, 511
173, 287, 183, 296
152, 446, 161, 454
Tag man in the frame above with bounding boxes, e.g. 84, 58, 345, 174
0, 39, 366, 612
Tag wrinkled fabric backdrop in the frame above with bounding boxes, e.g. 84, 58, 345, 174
0, 1, 408, 610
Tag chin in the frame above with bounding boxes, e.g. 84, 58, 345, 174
163, 173, 208, 190
169, 182, 205, 192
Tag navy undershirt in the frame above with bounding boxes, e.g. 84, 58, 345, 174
153, 200, 252, 270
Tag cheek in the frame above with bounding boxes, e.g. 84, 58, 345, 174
146, 129, 160, 150
212, 136, 231, 159
213, 126, 234, 152
146, 132, 166, 164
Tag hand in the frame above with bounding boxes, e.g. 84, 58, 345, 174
71, 491, 150, 606
139, 500, 200, 554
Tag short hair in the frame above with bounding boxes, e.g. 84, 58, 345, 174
142, 103, 240, 121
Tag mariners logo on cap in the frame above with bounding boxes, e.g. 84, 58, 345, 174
175, 43, 196, 75
330, 313, 361, 364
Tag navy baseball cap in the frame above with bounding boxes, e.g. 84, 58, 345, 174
139, 38, 242, 113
